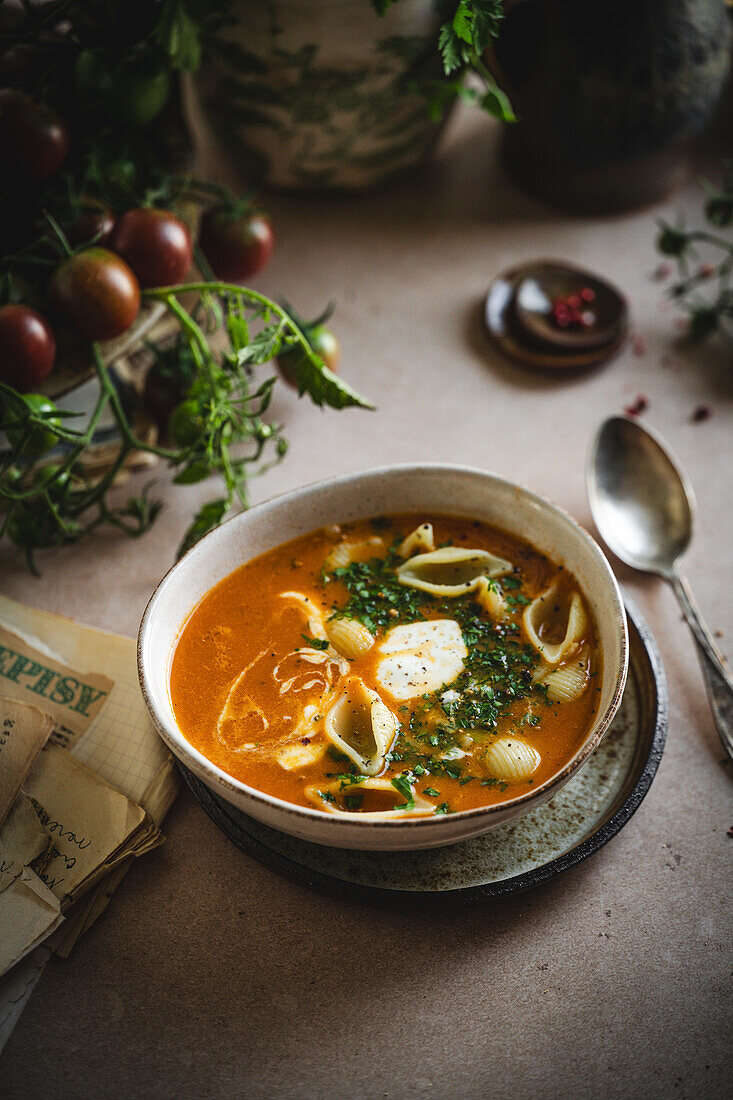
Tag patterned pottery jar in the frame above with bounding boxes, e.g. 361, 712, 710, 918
194, 0, 449, 190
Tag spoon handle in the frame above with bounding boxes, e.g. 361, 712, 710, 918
671, 572, 733, 762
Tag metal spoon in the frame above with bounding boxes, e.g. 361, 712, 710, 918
588, 415, 733, 762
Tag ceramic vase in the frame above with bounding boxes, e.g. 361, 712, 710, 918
194, 0, 449, 190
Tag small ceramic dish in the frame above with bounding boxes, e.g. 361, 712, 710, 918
138, 464, 629, 852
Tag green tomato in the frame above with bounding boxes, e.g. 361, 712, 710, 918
167, 399, 205, 448
0, 466, 24, 513
5, 394, 61, 457
74, 49, 170, 127
6, 508, 41, 548
277, 325, 340, 389
114, 66, 170, 127
33, 463, 71, 498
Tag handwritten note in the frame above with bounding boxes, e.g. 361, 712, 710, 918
0, 792, 63, 977
0, 698, 53, 826
24, 745, 161, 909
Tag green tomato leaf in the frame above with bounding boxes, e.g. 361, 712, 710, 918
236, 321, 285, 365
173, 460, 211, 485
177, 497, 228, 558
438, 23, 463, 74
291, 354, 374, 411
452, 3, 474, 45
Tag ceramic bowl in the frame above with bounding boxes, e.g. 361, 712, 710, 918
138, 464, 628, 851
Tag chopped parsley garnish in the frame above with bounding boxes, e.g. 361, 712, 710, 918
319, 790, 335, 803
330, 545, 430, 631
301, 635, 329, 650
325, 773, 367, 791
391, 774, 415, 811
322, 528, 550, 805
435, 803, 451, 815
481, 777, 509, 791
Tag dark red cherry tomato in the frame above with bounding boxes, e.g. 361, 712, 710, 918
110, 208, 192, 289
0, 304, 56, 391
0, 89, 69, 180
47, 248, 140, 341
277, 325, 340, 389
64, 198, 116, 248
199, 207, 274, 283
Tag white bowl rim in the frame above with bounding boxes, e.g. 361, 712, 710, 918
138, 462, 629, 834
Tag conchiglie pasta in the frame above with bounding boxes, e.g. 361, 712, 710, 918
325, 617, 375, 659
523, 583, 588, 665
534, 650, 591, 702
305, 776, 434, 817
473, 577, 509, 620
398, 522, 435, 558
484, 737, 541, 782
324, 537, 384, 573
396, 546, 513, 597
324, 677, 398, 776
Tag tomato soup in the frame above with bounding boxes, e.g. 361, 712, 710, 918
170, 514, 601, 817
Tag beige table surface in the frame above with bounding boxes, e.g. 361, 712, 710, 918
1, 107, 731, 1100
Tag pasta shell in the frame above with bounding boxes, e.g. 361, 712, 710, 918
523, 584, 588, 665
324, 677, 398, 776
473, 577, 509, 620
325, 617, 375, 660
534, 650, 591, 702
398, 522, 435, 558
324, 537, 384, 573
396, 547, 513, 596
305, 776, 433, 818
484, 737, 541, 782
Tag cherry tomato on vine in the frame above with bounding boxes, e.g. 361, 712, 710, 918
64, 198, 116, 249
4, 394, 61, 457
0, 89, 69, 180
167, 399, 205, 448
47, 248, 141, 341
0, 304, 56, 391
277, 325, 340, 389
0, 465, 24, 510
110, 209, 192, 289
32, 462, 71, 499
74, 49, 170, 127
198, 207, 274, 283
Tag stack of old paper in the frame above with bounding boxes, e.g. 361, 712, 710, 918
0, 593, 180, 1005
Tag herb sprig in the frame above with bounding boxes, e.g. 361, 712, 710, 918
656, 163, 733, 345
0, 285, 370, 570
371, 1, 514, 124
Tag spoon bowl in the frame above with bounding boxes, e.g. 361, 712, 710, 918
588, 415, 695, 575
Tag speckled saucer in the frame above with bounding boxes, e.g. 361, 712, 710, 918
179, 601, 666, 908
